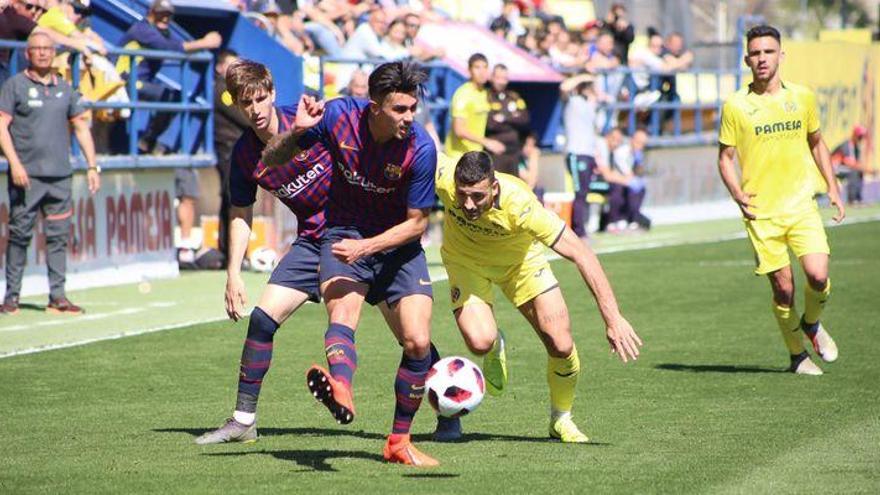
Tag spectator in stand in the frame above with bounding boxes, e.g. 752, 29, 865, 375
628, 32, 690, 107
402, 13, 444, 61
295, 0, 350, 57
657, 31, 693, 124
341, 6, 387, 60
603, 3, 633, 65
0, 0, 97, 86
831, 124, 870, 205
0, 31, 100, 315
118, 0, 222, 154
445, 52, 504, 159
560, 73, 600, 239
581, 19, 601, 58
586, 31, 622, 130
213, 50, 249, 264
252, 1, 311, 56
485, 63, 530, 176
548, 29, 586, 70
489, 14, 511, 41
380, 18, 411, 60
339, 67, 368, 97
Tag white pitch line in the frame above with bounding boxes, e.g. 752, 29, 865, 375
1, 214, 877, 360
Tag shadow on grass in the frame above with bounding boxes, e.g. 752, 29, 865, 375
655, 363, 785, 374
413, 431, 611, 445
204, 449, 384, 472
18, 302, 46, 312
402, 473, 460, 479
154, 426, 384, 440
157, 427, 611, 446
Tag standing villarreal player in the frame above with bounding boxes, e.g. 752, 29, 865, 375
264, 61, 453, 466
718, 25, 844, 375
437, 151, 643, 442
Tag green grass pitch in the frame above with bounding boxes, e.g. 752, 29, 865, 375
1, 221, 878, 493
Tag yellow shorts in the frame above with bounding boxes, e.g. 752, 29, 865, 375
444, 255, 559, 310
744, 209, 830, 275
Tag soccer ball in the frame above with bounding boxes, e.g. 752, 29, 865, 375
249, 247, 278, 273
425, 356, 485, 418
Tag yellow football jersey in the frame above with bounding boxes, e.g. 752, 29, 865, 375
444, 81, 490, 159
436, 153, 566, 268
718, 81, 821, 218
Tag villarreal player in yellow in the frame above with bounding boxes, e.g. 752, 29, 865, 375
718, 25, 845, 375
436, 151, 643, 442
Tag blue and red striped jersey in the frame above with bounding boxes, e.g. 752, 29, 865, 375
230, 105, 332, 241
299, 97, 437, 237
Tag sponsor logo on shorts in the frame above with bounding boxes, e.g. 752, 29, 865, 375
418, 278, 432, 286
451, 287, 460, 303
534, 268, 545, 278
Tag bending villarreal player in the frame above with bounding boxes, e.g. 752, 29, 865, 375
718, 25, 844, 375
263, 61, 454, 466
437, 150, 643, 442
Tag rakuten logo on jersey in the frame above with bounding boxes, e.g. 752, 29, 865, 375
270, 163, 327, 199
336, 161, 396, 194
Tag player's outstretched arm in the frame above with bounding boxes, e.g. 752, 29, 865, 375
261, 94, 325, 167
718, 144, 756, 220
551, 226, 643, 362
808, 130, 845, 223
225, 205, 254, 322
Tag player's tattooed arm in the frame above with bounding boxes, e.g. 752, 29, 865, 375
261, 94, 326, 167
263, 129, 302, 167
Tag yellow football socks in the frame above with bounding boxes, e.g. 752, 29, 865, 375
804, 279, 831, 325
772, 303, 805, 355
547, 345, 580, 414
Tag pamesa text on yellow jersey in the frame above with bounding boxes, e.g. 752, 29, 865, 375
436, 153, 566, 268
719, 81, 822, 218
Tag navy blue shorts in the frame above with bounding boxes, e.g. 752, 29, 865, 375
319, 226, 433, 306
267, 236, 322, 302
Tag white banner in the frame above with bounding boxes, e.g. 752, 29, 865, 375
0, 169, 179, 297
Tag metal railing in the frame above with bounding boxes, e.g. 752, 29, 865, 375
317, 56, 455, 123
0, 39, 214, 169
317, 55, 744, 147
584, 65, 743, 145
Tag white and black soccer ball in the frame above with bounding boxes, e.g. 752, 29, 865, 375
249, 247, 278, 273
425, 356, 485, 418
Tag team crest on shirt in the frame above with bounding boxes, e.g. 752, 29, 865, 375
451, 287, 460, 303
28, 87, 38, 98
384, 163, 403, 180
294, 149, 310, 162
784, 101, 797, 113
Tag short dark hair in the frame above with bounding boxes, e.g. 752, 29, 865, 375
746, 25, 781, 44
368, 60, 427, 102
468, 53, 488, 68
455, 151, 495, 185
217, 49, 238, 66
493, 63, 508, 72
226, 58, 274, 103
